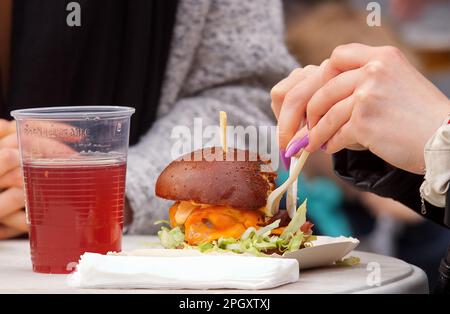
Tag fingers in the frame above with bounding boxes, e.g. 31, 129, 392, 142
307, 69, 362, 129
0, 211, 28, 233
0, 187, 25, 219
0, 132, 18, 148
307, 96, 354, 152
0, 225, 24, 240
271, 66, 318, 120
19, 135, 77, 158
320, 122, 364, 154
277, 66, 324, 149
285, 126, 309, 158
322, 44, 377, 81
0, 168, 23, 189
0, 120, 16, 138
0, 148, 20, 177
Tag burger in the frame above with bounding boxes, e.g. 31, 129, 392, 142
155, 147, 315, 255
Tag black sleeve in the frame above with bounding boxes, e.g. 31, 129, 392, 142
333, 149, 447, 227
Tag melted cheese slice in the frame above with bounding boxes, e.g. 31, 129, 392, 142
169, 201, 264, 245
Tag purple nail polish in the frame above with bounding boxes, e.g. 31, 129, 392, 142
320, 143, 327, 151
285, 134, 309, 158
279, 150, 291, 170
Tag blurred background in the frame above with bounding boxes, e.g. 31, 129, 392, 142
280, 0, 450, 287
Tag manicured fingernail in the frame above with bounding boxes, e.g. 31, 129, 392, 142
320, 143, 327, 151
280, 150, 291, 170
285, 134, 309, 158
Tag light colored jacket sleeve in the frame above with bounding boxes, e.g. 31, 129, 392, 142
421, 123, 450, 208
125, 0, 298, 234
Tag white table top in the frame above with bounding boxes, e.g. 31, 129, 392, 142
0, 236, 429, 294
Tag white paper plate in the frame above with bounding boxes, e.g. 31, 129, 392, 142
113, 236, 359, 270
279, 236, 359, 269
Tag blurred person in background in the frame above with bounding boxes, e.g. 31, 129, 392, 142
0, 1, 296, 237
280, 0, 450, 286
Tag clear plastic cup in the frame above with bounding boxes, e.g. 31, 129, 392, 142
11, 106, 135, 274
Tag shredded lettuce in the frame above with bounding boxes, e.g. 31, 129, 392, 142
335, 256, 360, 266
157, 226, 185, 249
196, 242, 215, 252
256, 219, 280, 236
154, 220, 171, 226
157, 199, 315, 256
280, 200, 307, 240
286, 232, 304, 252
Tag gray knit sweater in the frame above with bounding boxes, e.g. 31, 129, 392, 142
125, 0, 298, 234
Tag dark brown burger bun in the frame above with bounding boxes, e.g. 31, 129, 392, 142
155, 147, 276, 210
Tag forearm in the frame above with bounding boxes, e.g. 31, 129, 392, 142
333, 149, 447, 227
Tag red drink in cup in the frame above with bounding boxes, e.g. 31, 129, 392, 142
11, 106, 135, 274
23, 160, 126, 273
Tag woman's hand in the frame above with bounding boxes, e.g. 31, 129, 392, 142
0, 119, 27, 239
272, 44, 450, 174
271, 64, 325, 151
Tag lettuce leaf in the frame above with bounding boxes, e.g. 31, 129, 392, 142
285, 232, 304, 252
157, 199, 314, 256
157, 226, 185, 249
154, 220, 171, 226
256, 219, 280, 236
335, 256, 361, 266
280, 200, 307, 240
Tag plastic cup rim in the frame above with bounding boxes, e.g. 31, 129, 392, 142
11, 106, 135, 120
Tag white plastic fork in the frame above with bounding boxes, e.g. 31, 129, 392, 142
266, 150, 310, 217
286, 156, 298, 219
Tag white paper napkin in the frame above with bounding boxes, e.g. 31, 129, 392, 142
67, 253, 299, 290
